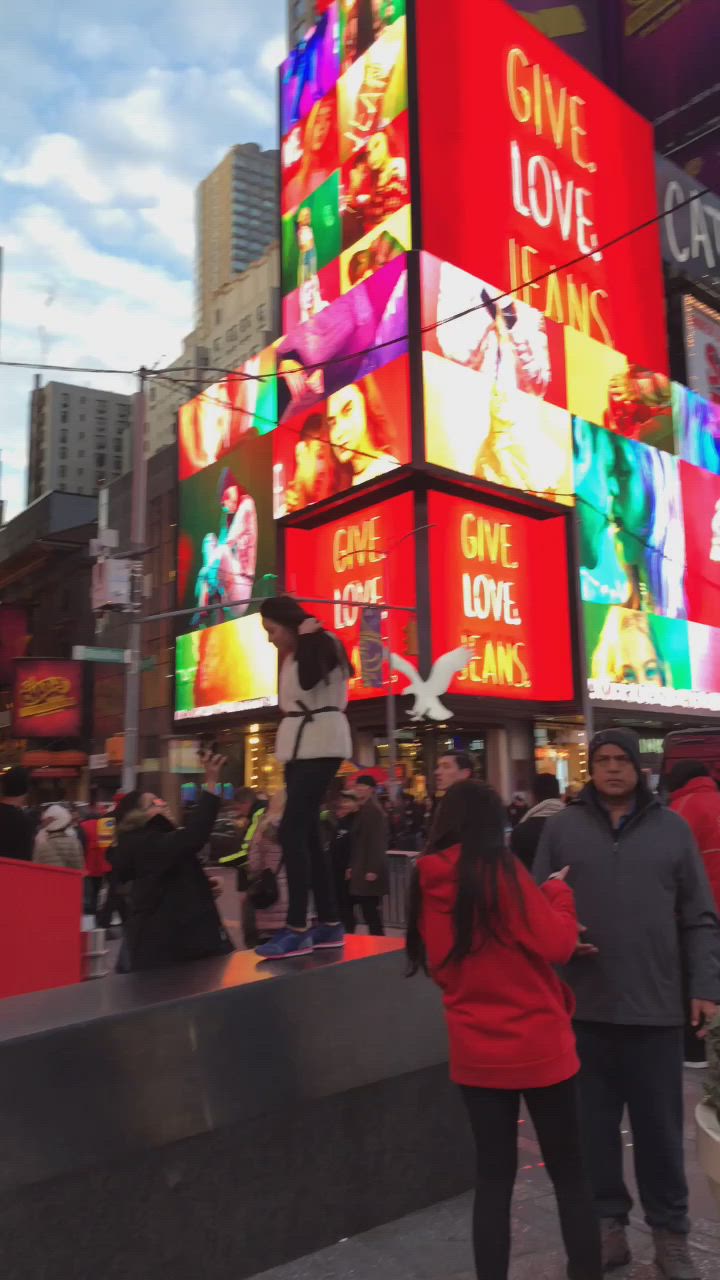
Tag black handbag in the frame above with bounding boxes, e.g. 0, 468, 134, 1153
247, 858, 284, 910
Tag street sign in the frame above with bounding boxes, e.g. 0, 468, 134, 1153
72, 646, 128, 664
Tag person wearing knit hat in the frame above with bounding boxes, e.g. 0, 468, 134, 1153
534, 728, 720, 1280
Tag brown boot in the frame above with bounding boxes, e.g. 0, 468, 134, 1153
600, 1218, 631, 1271
653, 1230, 700, 1280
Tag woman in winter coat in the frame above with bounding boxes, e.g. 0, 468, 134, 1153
256, 596, 353, 959
113, 752, 234, 972
33, 805, 85, 871
246, 791, 288, 942
406, 781, 601, 1280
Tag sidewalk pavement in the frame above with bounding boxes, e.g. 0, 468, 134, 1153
250, 1073, 718, 1280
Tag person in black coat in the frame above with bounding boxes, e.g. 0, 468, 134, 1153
113, 752, 234, 972
510, 774, 565, 872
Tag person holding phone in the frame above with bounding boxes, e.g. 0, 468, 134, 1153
407, 780, 601, 1280
112, 751, 234, 972
535, 729, 720, 1279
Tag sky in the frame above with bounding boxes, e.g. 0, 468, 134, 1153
0, 0, 286, 519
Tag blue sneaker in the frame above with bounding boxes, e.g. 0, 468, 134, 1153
255, 928, 312, 959
310, 923, 345, 950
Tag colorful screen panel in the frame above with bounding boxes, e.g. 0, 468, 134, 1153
273, 352, 410, 517
414, 0, 668, 374
427, 491, 575, 703
178, 347, 277, 483
284, 489, 416, 702
421, 254, 572, 503
281, 7, 410, 327
174, 614, 278, 720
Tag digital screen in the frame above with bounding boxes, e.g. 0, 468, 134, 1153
273, 353, 410, 517
281, 9, 410, 326
427, 491, 575, 703
422, 254, 572, 502
280, 4, 341, 135
178, 347, 277, 483
284, 490, 416, 702
174, 614, 278, 720
276, 252, 408, 423
12, 659, 83, 738
573, 417, 687, 621
177, 432, 276, 627
673, 384, 720, 475
415, 0, 668, 375
679, 461, 720, 631
565, 328, 674, 453
683, 295, 720, 406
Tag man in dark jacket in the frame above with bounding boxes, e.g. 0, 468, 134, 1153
510, 773, 564, 871
0, 766, 34, 861
114, 752, 234, 971
345, 776, 389, 935
536, 729, 720, 1280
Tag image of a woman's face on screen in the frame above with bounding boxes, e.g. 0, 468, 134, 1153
591, 607, 668, 687
327, 378, 398, 482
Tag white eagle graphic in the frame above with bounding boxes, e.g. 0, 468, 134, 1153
387, 647, 473, 721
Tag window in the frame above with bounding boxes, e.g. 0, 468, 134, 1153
215, 308, 222, 324
78, 450, 85, 457
96, 454, 106, 466
59, 448, 67, 460
59, 466, 66, 478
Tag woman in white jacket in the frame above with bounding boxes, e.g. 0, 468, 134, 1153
33, 805, 85, 871
256, 596, 353, 959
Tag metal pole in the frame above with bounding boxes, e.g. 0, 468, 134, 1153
121, 369, 148, 792
571, 507, 594, 758
382, 524, 434, 803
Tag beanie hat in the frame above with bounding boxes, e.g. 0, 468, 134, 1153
588, 728, 642, 778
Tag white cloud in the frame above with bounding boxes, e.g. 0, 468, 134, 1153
93, 80, 178, 154
259, 34, 286, 74
5, 134, 106, 204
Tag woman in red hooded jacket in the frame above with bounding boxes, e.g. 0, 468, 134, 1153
406, 781, 601, 1280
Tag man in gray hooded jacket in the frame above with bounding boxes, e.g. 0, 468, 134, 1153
535, 728, 720, 1280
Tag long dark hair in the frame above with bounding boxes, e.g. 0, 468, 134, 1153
260, 595, 354, 679
406, 781, 523, 975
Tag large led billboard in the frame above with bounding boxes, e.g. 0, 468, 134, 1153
280, 4, 410, 328
574, 413, 720, 713
427, 491, 575, 704
175, 614, 278, 720
273, 353, 410, 517
284, 489, 417, 702
421, 253, 572, 502
12, 659, 83, 738
177, 432, 276, 627
178, 347, 277, 483
415, 0, 668, 374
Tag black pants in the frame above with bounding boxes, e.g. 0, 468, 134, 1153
282, 757, 341, 930
96, 871, 128, 930
574, 1022, 689, 1234
341, 897, 384, 936
84, 875, 103, 915
461, 1078, 601, 1280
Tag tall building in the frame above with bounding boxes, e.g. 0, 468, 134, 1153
288, 0, 317, 46
27, 380, 132, 504
195, 143, 278, 329
145, 244, 279, 456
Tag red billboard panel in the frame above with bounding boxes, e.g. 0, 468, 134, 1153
12, 659, 83, 738
284, 490, 417, 702
415, 0, 668, 374
427, 491, 575, 703
680, 461, 720, 631
0, 608, 28, 687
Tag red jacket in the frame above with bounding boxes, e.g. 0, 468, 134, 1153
670, 777, 720, 911
418, 847, 579, 1090
81, 814, 116, 878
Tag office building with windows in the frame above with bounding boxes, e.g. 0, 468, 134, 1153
195, 144, 278, 330
26, 379, 132, 503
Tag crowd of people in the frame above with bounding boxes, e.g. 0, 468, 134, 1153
2, 597, 720, 1279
